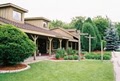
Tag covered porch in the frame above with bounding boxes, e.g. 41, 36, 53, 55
27, 33, 78, 60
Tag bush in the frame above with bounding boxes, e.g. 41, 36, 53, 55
64, 56, 68, 60
85, 52, 111, 60
56, 48, 66, 58
66, 48, 73, 55
73, 55, 78, 60
0, 25, 36, 66
68, 55, 74, 60
55, 54, 60, 59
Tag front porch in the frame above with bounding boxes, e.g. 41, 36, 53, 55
27, 33, 78, 60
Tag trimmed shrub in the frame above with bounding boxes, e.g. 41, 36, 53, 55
0, 24, 36, 66
56, 48, 66, 58
68, 55, 74, 60
73, 55, 78, 60
55, 53, 60, 59
64, 56, 68, 60
85, 52, 111, 60
66, 48, 73, 55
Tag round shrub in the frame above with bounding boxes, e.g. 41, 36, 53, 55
64, 56, 68, 60
55, 53, 60, 59
73, 55, 78, 60
68, 55, 74, 60
0, 25, 36, 66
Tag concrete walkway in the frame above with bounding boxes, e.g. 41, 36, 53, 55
23, 55, 52, 64
111, 51, 120, 81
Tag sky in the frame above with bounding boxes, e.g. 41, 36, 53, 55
0, 0, 120, 23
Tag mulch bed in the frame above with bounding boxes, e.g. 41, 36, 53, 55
0, 64, 27, 71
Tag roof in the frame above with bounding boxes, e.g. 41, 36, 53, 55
0, 17, 63, 38
25, 17, 51, 22
0, 3, 28, 12
51, 27, 78, 39
51, 27, 78, 42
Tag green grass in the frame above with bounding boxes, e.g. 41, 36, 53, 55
0, 60, 114, 81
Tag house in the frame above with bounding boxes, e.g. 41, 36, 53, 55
0, 3, 78, 59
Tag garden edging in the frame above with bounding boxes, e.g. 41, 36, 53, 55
0, 64, 30, 73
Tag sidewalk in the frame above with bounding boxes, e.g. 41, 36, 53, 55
111, 51, 120, 81
23, 55, 52, 64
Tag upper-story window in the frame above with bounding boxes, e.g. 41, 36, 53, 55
43, 22, 47, 28
13, 10, 22, 21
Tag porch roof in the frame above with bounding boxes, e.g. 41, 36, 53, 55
0, 17, 64, 38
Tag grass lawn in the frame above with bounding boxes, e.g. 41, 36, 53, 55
0, 60, 114, 81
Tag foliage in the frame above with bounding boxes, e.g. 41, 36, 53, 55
70, 16, 86, 30
105, 24, 119, 51
64, 56, 68, 60
115, 22, 120, 39
68, 55, 74, 60
81, 22, 97, 51
85, 17, 101, 50
0, 24, 36, 66
93, 16, 109, 39
56, 48, 66, 58
85, 52, 111, 60
49, 20, 71, 29
73, 55, 79, 60
55, 54, 60, 59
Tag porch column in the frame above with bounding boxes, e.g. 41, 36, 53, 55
31, 35, 38, 60
59, 39, 62, 49
48, 37, 53, 56
66, 40, 68, 49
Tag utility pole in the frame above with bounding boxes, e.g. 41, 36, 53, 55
85, 35, 95, 53
77, 30, 88, 61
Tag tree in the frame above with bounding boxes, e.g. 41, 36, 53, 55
70, 16, 85, 30
0, 24, 36, 66
85, 17, 101, 50
49, 20, 71, 29
81, 22, 97, 51
93, 16, 109, 39
105, 24, 119, 51
115, 22, 120, 39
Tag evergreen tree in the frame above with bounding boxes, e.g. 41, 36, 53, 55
105, 24, 119, 51
81, 22, 97, 51
85, 17, 101, 50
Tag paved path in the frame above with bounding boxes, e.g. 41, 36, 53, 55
23, 55, 52, 64
111, 51, 120, 81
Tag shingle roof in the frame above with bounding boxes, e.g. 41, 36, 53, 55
0, 17, 62, 38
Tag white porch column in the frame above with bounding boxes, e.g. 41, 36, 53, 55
31, 35, 38, 60
59, 39, 62, 49
48, 37, 53, 56
66, 40, 68, 49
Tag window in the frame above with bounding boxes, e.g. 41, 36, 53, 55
43, 22, 47, 28
13, 11, 22, 21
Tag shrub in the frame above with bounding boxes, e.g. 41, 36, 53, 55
85, 52, 111, 60
73, 55, 78, 60
64, 56, 68, 60
56, 48, 65, 58
0, 24, 36, 66
68, 55, 74, 60
66, 48, 73, 55
55, 53, 60, 59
